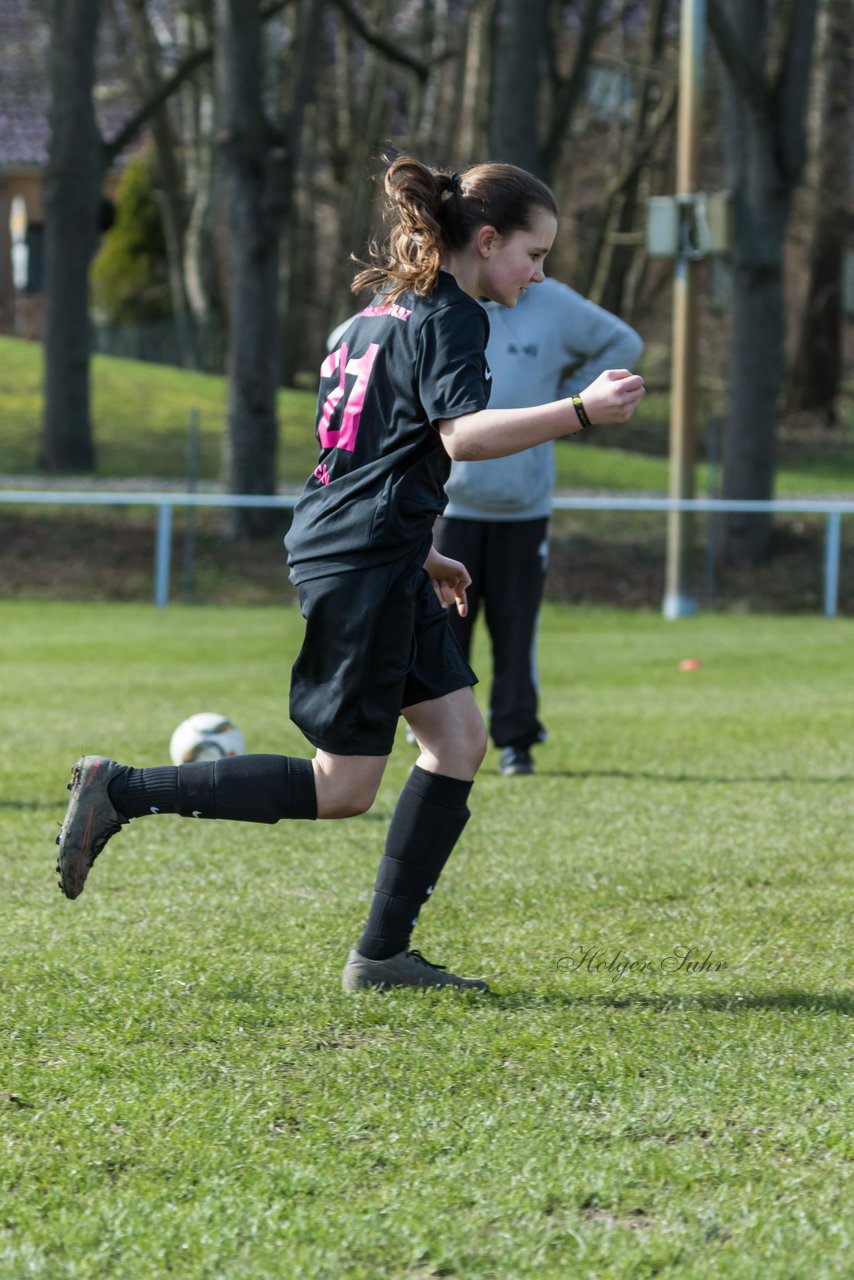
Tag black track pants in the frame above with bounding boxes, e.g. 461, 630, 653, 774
433, 515, 548, 750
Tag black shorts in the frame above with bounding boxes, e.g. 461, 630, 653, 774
289, 556, 477, 756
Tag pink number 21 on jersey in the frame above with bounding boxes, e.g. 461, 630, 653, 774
317, 342, 379, 453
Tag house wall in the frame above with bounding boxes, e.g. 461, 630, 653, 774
0, 168, 120, 341
0, 170, 45, 336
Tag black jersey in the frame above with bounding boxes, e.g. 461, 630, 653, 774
286, 272, 491, 583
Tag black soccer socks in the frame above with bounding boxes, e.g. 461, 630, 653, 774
108, 766, 179, 818
108, 755, 317, 823
357, 766, 473, 961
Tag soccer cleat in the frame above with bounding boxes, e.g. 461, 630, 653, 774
341, 947, 489, 993
499, 745, 534, 776
56, 756, 129, 900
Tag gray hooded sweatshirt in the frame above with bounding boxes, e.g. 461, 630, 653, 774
443, 277, 644, 522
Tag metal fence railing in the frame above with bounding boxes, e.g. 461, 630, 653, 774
0, 489, 850, 616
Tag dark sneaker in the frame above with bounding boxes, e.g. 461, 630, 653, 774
499, 745, 534, 776
342, 947, 489, 993
56, 756, 128, 900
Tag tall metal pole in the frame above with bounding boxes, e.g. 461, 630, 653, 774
663, 0, 704, 619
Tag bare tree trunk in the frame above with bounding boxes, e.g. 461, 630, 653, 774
594, 0, 669, 316
409, 0, 445, 156
713, 0, 819, 565
489, 0, 549, 174
280, 131, 322, 385
40, 0, 103, 472
456, 0, 490, 166
787, 0, 851, 422
583, 80, 676, 302
318, 0, 396, 348
179, 7, 223, 372
122, 0, 198, 369
426, 4, 482, 168
278, 0, 325, 384
215, 0, 286, 537
540, 0, 607, 182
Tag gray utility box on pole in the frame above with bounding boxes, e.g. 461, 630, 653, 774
646, 192, 733, 260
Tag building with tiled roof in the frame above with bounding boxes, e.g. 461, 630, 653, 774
0, 0, 147, 334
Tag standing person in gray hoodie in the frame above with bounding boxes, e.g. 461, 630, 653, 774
433, 277, 644, 776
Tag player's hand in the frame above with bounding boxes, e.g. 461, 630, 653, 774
578, 369, 645, 425
423, 548, 471, 617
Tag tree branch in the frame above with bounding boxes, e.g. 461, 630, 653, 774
542, 0, 608, 171
102, 0, 297, 164
103, 0, 446, 166
329, 0, 431, 82
602, 81, 677, 204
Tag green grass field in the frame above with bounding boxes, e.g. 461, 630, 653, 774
1, 601, 852, 1278
3, 336, 854, 494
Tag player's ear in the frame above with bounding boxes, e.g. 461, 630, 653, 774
474, 225, 498, 259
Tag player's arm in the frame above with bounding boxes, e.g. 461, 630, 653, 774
423, 543, 470, 617
439, 368, 644, 462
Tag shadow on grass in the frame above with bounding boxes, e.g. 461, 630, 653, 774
490, 989, 854, 1015
0, 800, 60, 811
534, 769, 854, 787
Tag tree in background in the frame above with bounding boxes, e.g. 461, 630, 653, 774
300, 0, 467, 368
41, 0, 104, 472
214, 0, 287, 538
37, 0, 845, 553
40, 0, 224, 468
91, 146, 172, 324
215, 0, 326, 536
787, 0, 852, 424
586, 0, 676, 318
712, 0, 819, 566
113, 0, 213, 370
39, 0, 426, 511
488, 0, 550, 174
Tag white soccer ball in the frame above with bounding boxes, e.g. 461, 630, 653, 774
169, 712, 246, 765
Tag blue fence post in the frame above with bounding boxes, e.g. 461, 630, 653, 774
0, 491, 848, 613
154, 503, 173, 607
823, 512, 842, 619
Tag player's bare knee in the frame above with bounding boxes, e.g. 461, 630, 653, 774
311, 755, 384, 819
459, 706, 488, 771
456, 723, 487, 777
329, 798, 371, 819
472, 719, 489, 768
340, 783, 378, 817
421, 726, 487, 780
316, 785, 377, 819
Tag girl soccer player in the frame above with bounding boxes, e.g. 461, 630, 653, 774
56, 156, 644, 992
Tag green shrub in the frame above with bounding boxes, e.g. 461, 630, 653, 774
92, 145, 172, 324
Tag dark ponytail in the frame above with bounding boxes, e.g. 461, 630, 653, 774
352, 155, 557, 303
